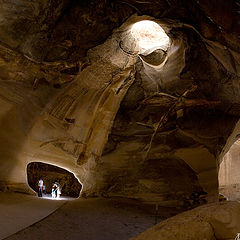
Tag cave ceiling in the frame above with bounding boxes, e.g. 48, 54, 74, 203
0, 0, 240, 205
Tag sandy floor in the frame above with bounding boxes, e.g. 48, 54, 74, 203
1, 194, 181, 240
0, 193, 67, 240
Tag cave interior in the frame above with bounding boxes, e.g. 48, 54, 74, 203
0, 0, 240, 239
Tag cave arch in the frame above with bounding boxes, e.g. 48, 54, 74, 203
131, 20, 170, 54
27, 162, 82, 198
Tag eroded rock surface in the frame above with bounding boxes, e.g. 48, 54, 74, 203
0, 0, 239, 210
219, 139, 240, 200
131, 201, 240, 240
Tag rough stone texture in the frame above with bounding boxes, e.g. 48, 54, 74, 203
0, 0, 239, 211
131, 201, 240, 240
27, 162, 82, 197
219, 139, 240, 200
44, 0, 133, 62
0, 0, 70, 60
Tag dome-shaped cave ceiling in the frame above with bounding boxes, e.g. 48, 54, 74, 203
0, 0, 239, 208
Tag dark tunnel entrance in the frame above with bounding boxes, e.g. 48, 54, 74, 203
27, 162, 82, 198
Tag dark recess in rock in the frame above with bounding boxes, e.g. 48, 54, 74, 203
27, 162, 82, 198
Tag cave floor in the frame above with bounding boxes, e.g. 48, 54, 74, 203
1, 193, 181, 240
0, 192, 67, 239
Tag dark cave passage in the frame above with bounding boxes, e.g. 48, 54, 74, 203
27, 162, 82, 198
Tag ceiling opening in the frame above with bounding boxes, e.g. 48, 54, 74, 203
218, 139, 240, 201
27, 162, 82, 199
131, 20, 170, 55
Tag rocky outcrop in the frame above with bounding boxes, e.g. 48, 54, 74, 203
131, 201, 240, 240
219, 139, 240, 200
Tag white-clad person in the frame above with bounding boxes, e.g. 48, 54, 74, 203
38, 179, 43, 197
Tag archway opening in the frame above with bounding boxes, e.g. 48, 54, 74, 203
27, 162, 82, 198
131, 20, 170, 54
219, 139, 240, 200
129, 20, 172, 92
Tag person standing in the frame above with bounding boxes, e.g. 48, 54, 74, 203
56, 184, 61, 198
38, 179, 43, 197
52, 183, 57, 198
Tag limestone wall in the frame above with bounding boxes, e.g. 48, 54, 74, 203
0, 2, 239, 209
219, 140, 240, 200
131, 201, 240, 240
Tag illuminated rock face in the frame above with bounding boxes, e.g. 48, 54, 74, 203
0, 0, 239, 208
219, 139, 240, 200
131, 20, 170, 54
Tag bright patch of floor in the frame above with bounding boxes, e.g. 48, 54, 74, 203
4, 197, 158, 240
1, 193, 182, 240
0, 193, 66, 239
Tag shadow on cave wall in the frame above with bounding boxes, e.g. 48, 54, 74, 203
0, 81, 59, 192
27, 162, 82, 198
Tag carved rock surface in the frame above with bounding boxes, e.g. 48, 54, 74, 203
131, 201, 240, 240
0, 0, 239, 211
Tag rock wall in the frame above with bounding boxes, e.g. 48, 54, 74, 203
219, 139, 240, 200
131, 201, 240, 240
0, 0, 239, 209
